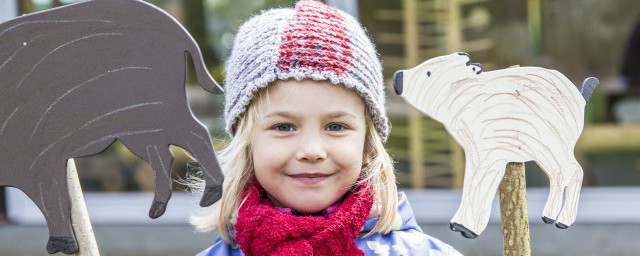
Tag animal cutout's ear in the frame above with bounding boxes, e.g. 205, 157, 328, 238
0, 0, 224, 254
465, 60, 482, 74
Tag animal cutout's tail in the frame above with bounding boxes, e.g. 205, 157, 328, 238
183, 33, 223, 94
580, 77, 599, 102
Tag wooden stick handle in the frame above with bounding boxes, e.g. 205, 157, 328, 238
67, 158, 100, 255
499, 162, 531, 256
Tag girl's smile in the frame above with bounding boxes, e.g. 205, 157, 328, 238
250, 79, 367, 215
286, 172, 334, 184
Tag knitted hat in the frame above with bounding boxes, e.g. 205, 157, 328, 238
224, 0, 389, 141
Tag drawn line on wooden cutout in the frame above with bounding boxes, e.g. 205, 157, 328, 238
39, 182, 50, 219
527, 73, 579, 125
16, 33, 122, 89
519, 84, 570, 127
447, 92, 487, 115
533, 149, 555, 173
450, 79, 482, 95
38, 132, 74, 159
154, 145, 169, 180
0, 19, 114, 37
457, 122, 480, 165
30, 132, 74, 170
529, 76, 578, 130
188, 132, 218, 182
0, 105, 21, 136
0, 34, 47, 71
73, 128, 163, 155
186, 143, 208, 177
475, 158, 505, 190
52, 179, 65, 222
79, 102, 163, 130
190, 131, 205, 142
496, 128, 568, 162
32, 66, 153, 136
481, 117, 542, 138
147, 146, 157, 183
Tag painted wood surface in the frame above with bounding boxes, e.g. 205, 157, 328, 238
0, 0, 224, 254
393, 52, 598, 238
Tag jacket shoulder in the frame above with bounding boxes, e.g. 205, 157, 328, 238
356, 229, 463, 256
196, 239, 243, 256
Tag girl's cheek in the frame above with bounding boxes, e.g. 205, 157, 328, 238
332, 140, 365, 165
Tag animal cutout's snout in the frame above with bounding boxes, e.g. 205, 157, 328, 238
393, 70, 404, 95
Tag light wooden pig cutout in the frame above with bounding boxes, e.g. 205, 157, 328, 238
393, 52, 598, 239
0, 0, 224, 254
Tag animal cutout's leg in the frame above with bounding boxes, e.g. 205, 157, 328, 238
173, 118, 223, 207
146, 145, 174, 219
556, 159, 583, 229
120, 137, 174, 219
451, 157, 507, 238
25, 168, 78, 254
535, 160, 563, 224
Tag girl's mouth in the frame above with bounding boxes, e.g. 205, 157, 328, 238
287, 173, 332, 184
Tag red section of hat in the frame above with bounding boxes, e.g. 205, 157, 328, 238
277, 1, 353, 75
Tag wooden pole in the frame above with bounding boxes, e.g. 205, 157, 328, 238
67, 158, 100, 255
498, 162, 531, 256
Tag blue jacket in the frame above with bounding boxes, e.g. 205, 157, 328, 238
196, 192, 462, 256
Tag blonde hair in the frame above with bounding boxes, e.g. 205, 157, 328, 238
188, 89, 398, 244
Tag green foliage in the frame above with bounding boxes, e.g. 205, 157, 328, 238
585, 88, 607, 124
204, 0, 292, 62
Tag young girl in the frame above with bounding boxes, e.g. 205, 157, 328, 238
191, 1, 462, 255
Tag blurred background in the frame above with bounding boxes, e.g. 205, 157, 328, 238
1, 0, 639, 255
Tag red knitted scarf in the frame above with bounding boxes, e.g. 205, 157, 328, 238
234, 181, 373, 256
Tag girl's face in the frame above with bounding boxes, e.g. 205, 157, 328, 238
251, 79, 367, 215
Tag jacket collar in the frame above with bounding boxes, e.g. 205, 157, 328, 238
361, 192, 422, 233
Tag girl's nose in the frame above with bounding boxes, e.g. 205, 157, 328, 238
295, 133, 327, 163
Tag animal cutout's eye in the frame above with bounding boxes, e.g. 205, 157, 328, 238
467, 62, 483, 75
427, 71, 431, 77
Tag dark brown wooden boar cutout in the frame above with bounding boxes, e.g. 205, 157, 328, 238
0, 0, 224, 254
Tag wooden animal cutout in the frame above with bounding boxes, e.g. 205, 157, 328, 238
392, 52, 598, 239
0, 0, 224, 254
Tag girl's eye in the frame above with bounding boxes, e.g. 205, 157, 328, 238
326, 123, 345, 132
274, 124, 294, 132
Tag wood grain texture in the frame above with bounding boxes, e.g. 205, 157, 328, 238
394, 52, 593, 238
499, 163, 531, 256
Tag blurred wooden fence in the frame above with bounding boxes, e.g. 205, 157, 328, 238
373, 0, 494, 189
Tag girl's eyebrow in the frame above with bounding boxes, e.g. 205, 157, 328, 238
328, 111, 358, 119
263, 111, 298, 119
262, 111, 358, 119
